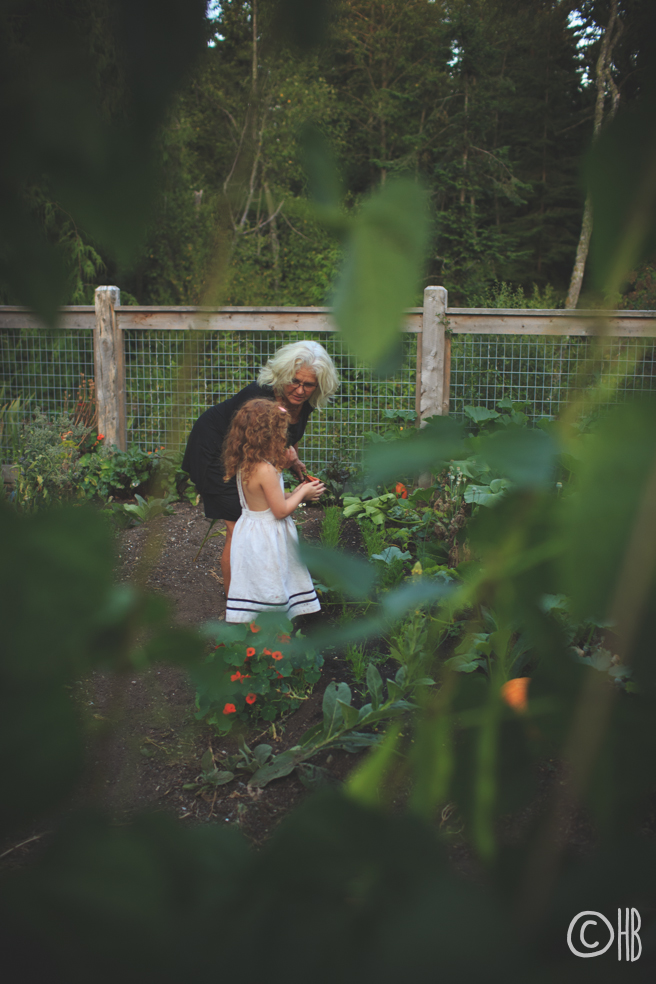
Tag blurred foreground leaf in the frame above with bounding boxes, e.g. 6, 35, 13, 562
299, 543, 376, 599
332, 179, 430, 372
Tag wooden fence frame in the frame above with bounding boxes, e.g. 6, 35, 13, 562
1, 285, 655, 450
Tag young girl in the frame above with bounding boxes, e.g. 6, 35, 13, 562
221, 399, 325, 623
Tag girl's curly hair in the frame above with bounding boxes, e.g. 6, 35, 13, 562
222, 399, 289, 485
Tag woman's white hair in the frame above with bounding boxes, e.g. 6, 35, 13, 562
257, 340, 340, 409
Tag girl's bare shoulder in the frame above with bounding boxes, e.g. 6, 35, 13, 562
251, 460, 279, 482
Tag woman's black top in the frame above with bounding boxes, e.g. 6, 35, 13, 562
181, 383, 314, 520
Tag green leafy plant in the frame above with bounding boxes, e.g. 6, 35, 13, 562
192, 614, 323, 733
320, 505, 343, 548
183, 739, 275, 795
246, 664, 427, 790
343, 491, 397, 525
344, 642, 368, 682
358, 516, 389, 558
0, 391, 24, 461
119, 494, 175, 525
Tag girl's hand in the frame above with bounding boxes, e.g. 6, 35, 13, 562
301, 479, 325, 501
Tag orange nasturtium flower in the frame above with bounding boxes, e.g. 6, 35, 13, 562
230, 672, 250, 683
246, 647, 256, 659
262, 648, 272, 656
395, 482, 408, 499
223, 703, 237, 715
271, 651, 283, 661
250, 622, 261, 633
500, 677, 530, 713
245, 693, 257, 705
278, 634, 291, 644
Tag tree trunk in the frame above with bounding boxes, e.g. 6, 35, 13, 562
565, 0, 621, 308
264, 181, 281, 291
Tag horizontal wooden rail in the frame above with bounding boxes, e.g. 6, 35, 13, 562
0, 307, 423, 333
2, 306, 655, 336
447, 309, 656, 337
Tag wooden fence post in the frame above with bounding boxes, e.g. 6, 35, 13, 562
420, 286, 448, 421
94, 286, 126, 450
418, 286, 448, 486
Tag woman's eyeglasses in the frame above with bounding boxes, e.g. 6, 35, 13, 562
289, 378, 317, 393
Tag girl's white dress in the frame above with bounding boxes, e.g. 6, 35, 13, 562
225, 470, 320, 623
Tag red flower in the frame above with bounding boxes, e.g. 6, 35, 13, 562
278, 634, 291, 644
250, 622, 260, 633
395, 482, 408, 499
262, 648, 272, 656
230, 671, 250, 683
275, 671, 284, 679
246, 647, 256, 658
245, 693, 257, 705
223, 703, 236, 715
97, 434, 105, 441
271, 651, 283, 661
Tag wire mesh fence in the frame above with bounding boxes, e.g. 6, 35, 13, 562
124, 329, 418, 473
4, 319, 656, 467
0, 326, 94, 459
450, 334, 656, 421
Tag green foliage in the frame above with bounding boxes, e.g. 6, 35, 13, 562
331, 179, 430, 371
466, 280, 564, 309
3, 404, 193, 512
359, 517, 388, 559
620, 260, 656, 309
319, 504, 343, 548
244, 660, 428, 790
0, 393, 25, 461
119, 493, 174, 525
343, 642, 368, 682
77, 444, 189, 504
192, 615, 323, 733
11, 410, 101, 510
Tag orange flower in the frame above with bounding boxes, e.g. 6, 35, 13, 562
275, 670, 284, 679
278, 634, 291, 644
262, 648, 272, 656
245, 693, 257, 705
246, 647, 256, 658
230, 671, 250, 683
395, 482, 408, 499
223, 703, 236, 715
97, 434, 105, 440
500, 677, 530, 713
271, 651, 283, 661
250, 622, 261, 633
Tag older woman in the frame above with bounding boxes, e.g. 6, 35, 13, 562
182, 340, 340, 594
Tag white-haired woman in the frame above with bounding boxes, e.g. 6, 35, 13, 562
182, 340, 340, 595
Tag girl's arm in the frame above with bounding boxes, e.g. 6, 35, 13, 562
257, 463, 324, 519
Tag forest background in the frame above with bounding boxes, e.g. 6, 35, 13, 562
2, 0, 655, 313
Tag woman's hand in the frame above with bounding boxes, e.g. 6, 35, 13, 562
300, 479, 325, 502
285, 445, 307, 481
